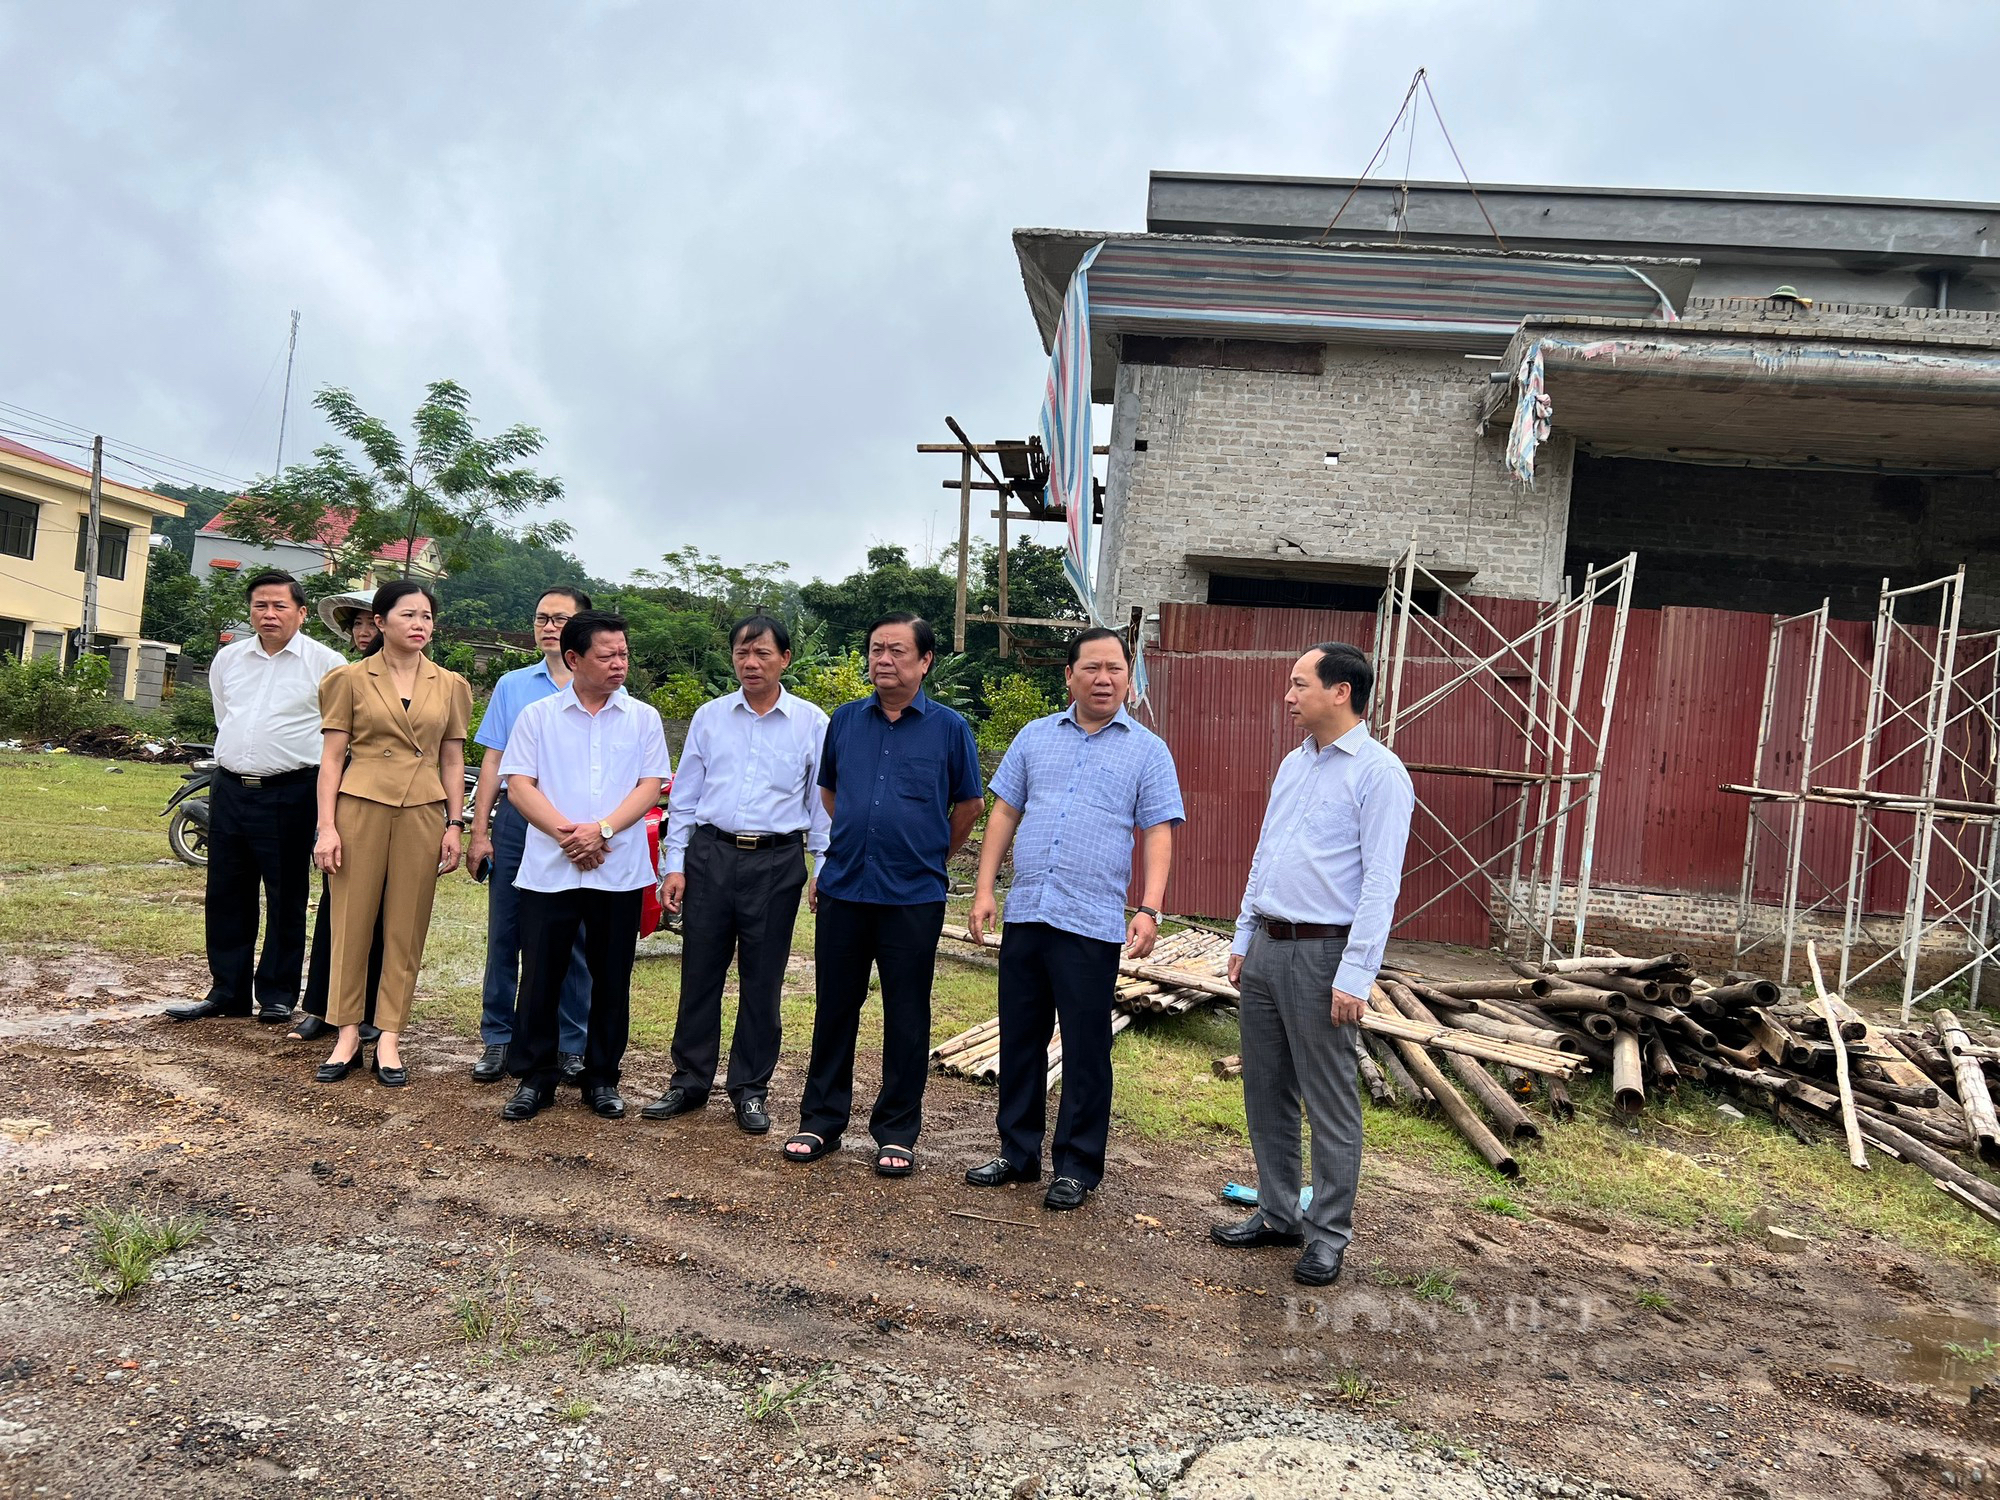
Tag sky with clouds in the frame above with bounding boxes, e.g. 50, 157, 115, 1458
4, 2, 1997, 585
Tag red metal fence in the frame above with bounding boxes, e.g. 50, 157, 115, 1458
1136, 598, 1886, 934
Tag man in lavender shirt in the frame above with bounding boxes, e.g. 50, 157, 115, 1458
1211, 642, 1413, 1286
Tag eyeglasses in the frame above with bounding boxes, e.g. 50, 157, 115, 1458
534, 613, 574, 628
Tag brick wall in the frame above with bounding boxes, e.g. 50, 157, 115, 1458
1099, 348, 1572, 623
1567, 456, 2000, 625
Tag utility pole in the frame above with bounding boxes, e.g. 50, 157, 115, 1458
274, 309, 300, 476
80, 435, 103, 655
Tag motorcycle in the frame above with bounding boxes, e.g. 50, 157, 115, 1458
164, 759, 482, 869
162, 750, 216, 867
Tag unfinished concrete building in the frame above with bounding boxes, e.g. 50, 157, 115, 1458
1014, 174, 2000, 993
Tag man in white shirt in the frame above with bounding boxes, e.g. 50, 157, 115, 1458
498, 612, 672, 1122
643, 615, 829, 1135
169, 570, 346, 1026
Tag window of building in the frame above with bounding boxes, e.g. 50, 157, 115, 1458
74, 518, 131, 580
0, 495, 36, 559
0, 618, 25, 662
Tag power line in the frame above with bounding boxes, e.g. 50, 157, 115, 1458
0, 400, 251, 491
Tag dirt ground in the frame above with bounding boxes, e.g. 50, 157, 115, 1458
2, 949, 1997, 1500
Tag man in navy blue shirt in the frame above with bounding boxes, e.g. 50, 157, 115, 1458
785, 612, 983, 1177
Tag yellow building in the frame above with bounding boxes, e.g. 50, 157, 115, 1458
0, 435, 186, 698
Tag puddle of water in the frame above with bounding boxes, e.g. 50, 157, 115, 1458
1828, 1302, 2000, 1398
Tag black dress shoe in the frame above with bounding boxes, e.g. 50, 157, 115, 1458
500, 1083, 554, 1121
1293, 1241, 1345, 1286
558, 1052, 586, 1086
166, 1000, 248, 1023
965, 1156, 1040, 1188
470, 1044, 508, 1084
286, 1014, 332, 1042
585, 1086, 626, 1119
359, 1024, 382, 1043
1209, 1212, 1305, 1250
373, 1058, 409, 1088
255, 1003, 294, 1025
1043, 1176, 1091, 1211
640, 1087, 703, 1121
733, 1095, 770, 1134
314, 1045, 367, 1084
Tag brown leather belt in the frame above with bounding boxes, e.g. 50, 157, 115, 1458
1260, 919, 1351, 942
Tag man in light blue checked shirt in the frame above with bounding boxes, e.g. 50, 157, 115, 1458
1212, 641, 1412, 1287
967, 627, 1184, 1212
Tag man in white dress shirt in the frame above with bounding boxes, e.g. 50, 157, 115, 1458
1210, 641, 1413, 1288
643, 615, 830, 1135
169, 570, 345, 1026
498, 612, 672, 1122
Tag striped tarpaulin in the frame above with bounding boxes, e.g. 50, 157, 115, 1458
1084, 239, 1676, 340
1040, 241, 1103, 615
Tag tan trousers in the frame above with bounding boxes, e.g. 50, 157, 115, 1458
327, 794, 444, 1031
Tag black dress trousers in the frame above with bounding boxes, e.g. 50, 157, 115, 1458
507, 886, 643, 1092
797, 892, 946, 1148
668, 827, 809, 1103
202, 770, 317, 1014
994, 920, 1123, 1188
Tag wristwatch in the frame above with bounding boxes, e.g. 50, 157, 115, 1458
599, 819, 615, 845
445, 818, 465, 830
1136, 905, 1161, 921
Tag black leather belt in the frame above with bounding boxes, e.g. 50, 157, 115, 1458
1260, 919, 1351, 941
697, 824, 803, 851
219, 765, 317, 789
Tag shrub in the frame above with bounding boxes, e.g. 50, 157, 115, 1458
789, 650, 872, 713
166, 682, 218, 742
649, 673, 711, 722
976, 672, 1057, 757
0, 655, 113, 742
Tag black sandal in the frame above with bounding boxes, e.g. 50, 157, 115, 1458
783, 1132, 839, 1164
874, 1144, 915, 1178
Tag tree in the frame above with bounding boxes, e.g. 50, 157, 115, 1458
227, 381, 569, 580
432, 526, 605, 633
140, 544, 203, 644
149, 483, 233, 556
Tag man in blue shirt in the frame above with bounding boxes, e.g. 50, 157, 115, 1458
966, 627, 1184, 1211
464, 587, 595, 1084
1211, 641, 1413, 1288
784, 612, 984, 1177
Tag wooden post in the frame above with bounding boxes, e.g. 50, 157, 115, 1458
1806, 942, 1869, 1171
996, 489, 1010, 662
1934, 1009, 2000, 1164
954, 448, 972, 654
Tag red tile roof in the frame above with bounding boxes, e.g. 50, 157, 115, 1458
201, 500, 432, 563
0, 434, 173, 505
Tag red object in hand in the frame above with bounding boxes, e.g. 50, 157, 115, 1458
639, 807, 666, 937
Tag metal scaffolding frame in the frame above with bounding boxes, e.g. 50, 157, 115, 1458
1371, 545, 1637, 959
1727, 568, 2000, 1017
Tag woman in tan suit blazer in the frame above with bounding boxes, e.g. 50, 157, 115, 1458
311, 579, 473, 1087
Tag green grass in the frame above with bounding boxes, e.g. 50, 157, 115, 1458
1635, 1287, 1672, 1312
1476, 1195, 1526, 1219
557, 1399, 594, 1425
1408, 1269, 1460, 1306
1943, 1337, 1999, 1364
744, 1364, 830, 1431
81, 1205, 207, 1300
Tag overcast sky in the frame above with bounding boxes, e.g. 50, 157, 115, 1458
4, 2, 1997, 586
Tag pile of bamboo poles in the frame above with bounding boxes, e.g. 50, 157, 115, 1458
1360, 943, 2000, 1223
931, 925, 1233, 1090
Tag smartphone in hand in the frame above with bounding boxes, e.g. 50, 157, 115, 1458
472, 855, 492, 883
